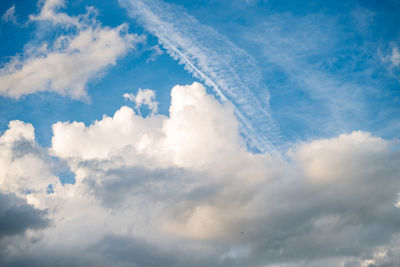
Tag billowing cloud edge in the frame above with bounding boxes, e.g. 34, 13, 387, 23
0, 82, 399, 267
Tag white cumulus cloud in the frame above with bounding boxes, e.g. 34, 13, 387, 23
0, 121, 60, 208
0, 82, 399, 266
0, 0, 142, 99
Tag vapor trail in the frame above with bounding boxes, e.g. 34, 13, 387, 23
119, 0, 279, 152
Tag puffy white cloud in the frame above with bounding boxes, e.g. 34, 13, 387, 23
0, 0, 141, 99
0, 121, 60, 207
290, 131, 390, 182
1, 82, 400, 266
52, 82, 243, 169
123, 88, 159, 115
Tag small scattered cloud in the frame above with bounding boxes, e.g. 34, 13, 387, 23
1, 4, 17, 24
123, 88, 158, 115
244, 0, 260, 5
146, 44, 164, 63
390, 46, 400, 67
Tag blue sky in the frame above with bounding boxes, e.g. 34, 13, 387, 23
0, 1, 400, 266
1, 0, 399, 150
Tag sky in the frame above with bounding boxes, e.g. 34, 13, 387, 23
0, 0, 399, 266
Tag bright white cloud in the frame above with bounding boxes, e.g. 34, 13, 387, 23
0, 0, 141, 99
52, 82, 243, 169
0, 82, 399, 266
0, 121, 60, 208
123, 88, 159, 115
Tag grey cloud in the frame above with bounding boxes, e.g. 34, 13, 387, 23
1, 234, 231, 267
68, 145, 400, 266
84, 165, 221, 208
10, 138, 47, 160
0, 192, 49, 238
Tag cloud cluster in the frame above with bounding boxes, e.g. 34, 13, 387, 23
0, 0, 141, 99
0, 82, 399, 266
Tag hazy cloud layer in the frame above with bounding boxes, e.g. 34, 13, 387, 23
0, 82, 399, 266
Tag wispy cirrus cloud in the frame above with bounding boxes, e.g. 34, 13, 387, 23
234, 7, 400, 145
246, 13, 370, 135
119, 0, 279, 153
390, 46, 400, 67
1, 4, 17, 24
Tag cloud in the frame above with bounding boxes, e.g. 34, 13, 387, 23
0, 192, 48, 239
244, 12, 375, 137
0, 0, 141, 99
123, 88, 159, 115
390, 46, 400, 67
1, 4, 17, 24
51, 82, 243, 168
29, 0, 80, 26
0, 120, 62, 211
1, 82, 400, 266
145, 44, 164, 63
119, 0, 279, 153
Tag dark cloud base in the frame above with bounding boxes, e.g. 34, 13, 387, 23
0, 192, 49, 239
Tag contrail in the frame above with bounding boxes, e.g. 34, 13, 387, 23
119, 0, 280, 153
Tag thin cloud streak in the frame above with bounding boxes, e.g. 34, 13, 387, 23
119, 0, 279, 153
1, 4, 17, 24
